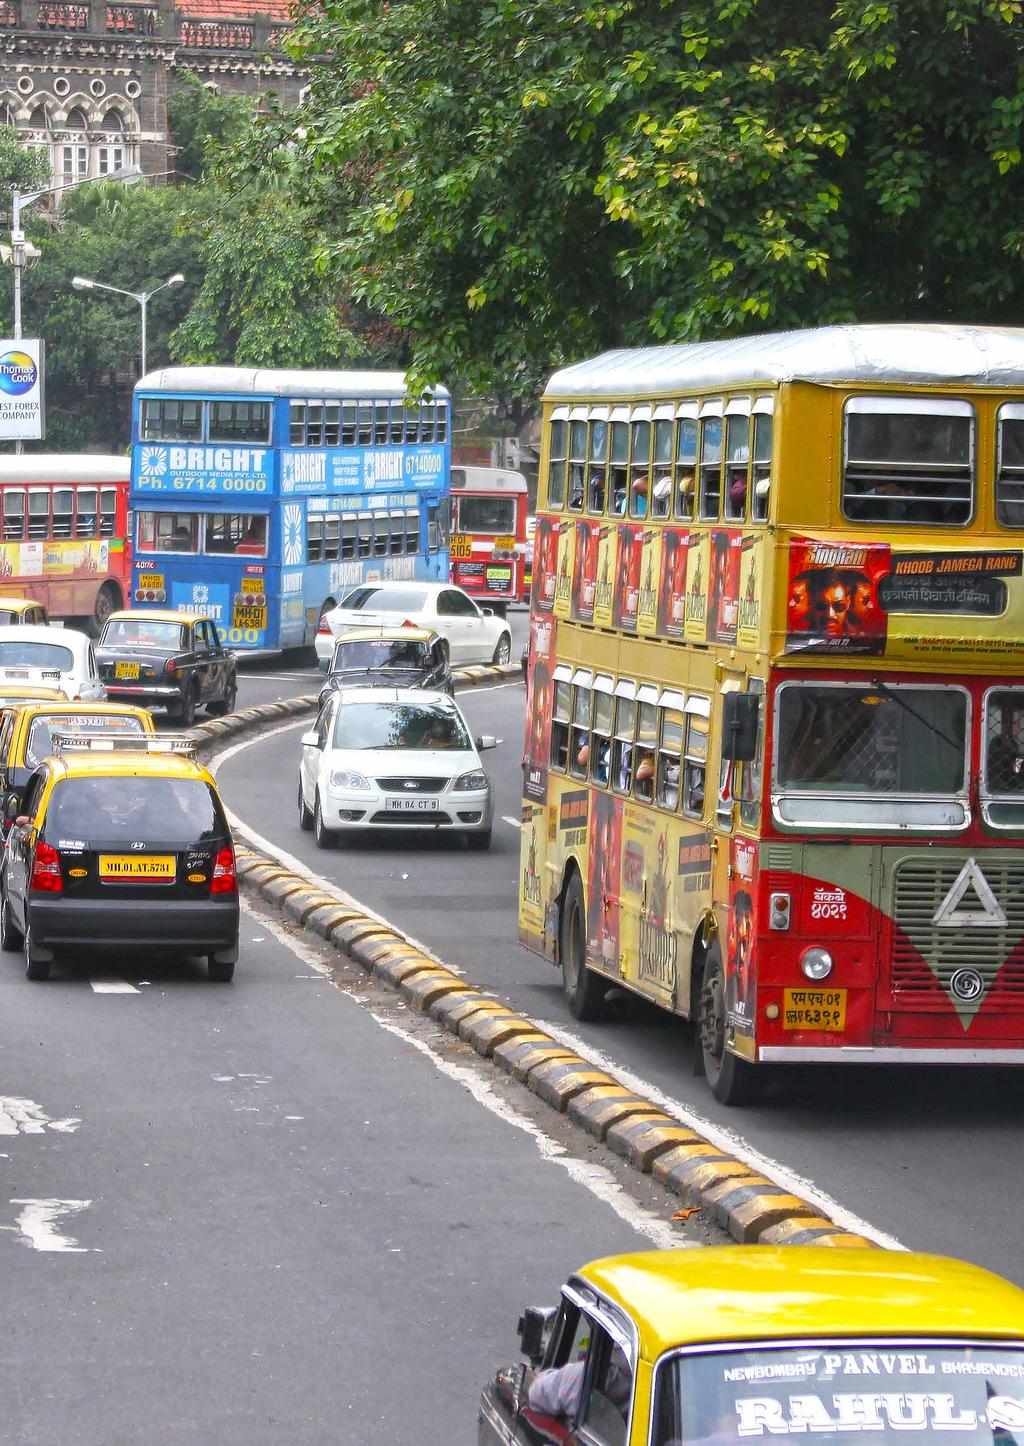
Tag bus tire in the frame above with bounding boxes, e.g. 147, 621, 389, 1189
559, 872, 606, 1021
83, 581, 121, 639
698, 942, 758, 1106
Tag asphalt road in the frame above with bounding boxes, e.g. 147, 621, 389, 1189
219, 615, 1024, 1288
0, 869, 716, 1444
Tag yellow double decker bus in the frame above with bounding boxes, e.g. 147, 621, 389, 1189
519, 324, 1024, 1103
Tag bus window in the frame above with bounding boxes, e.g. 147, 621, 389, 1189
751, 408, 772, 522
341, 517, 357, 560
419, 404, 436, 444
289, 401, 306, 445
27, 490, 49, 539
100, 488, 117, 538
323, 403, 341, 447
698, 411, 723, 520
140, 397, 201, 442
357, 514, 373, 558
205, 513, 267, 556
675, 411, 697, 519
842, 398, 973, 525
436, 403, 449, 443
724, 412, 750, 521
982, 687, 1024, 826
658, 704, 684, 810
2, 489, 24, 541
324, 517, 341, 561
547, 417, 567, 509
590, 683, 613, 786
634, 697, 658, 800
683, 705, 709, 818
342, 403, 357, 446
306, 402, 324, 446
357, 405, 373, 446
403, 405, 421, 445
404, 511, 420, 555
629, 417, 651, 518
610, 417, 628, 514
52, 488, 73, 540
738, 678, 765, 829
76, 489, 98, 538
612, 694, 637, 795
373, 512, 389, 557
997, 405, 1024, 527
374, 403, 390, 446
569, 683, 592, 780
307, 517, 324, 563
138, 511, 199, 553
458, 494, 517, 535
651, 411, 674, 518
568, 419, 587, 512
388, 405, 405, 446
588, 418, 608, 514
208, 400, 271, 444
550, 676, 571, 771
388, 514, 404, 557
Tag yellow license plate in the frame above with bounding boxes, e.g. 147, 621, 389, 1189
114, 661, 140, 679
493, 535, 516, 551
233, 605, 267, 630
240, 578, 263, 595
137, 572, 163, 590
450, 534, 473, 559
782, 988, 847, 1031
99, 854, 175, 881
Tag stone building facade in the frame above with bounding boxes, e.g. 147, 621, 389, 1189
0, 0, 301, 189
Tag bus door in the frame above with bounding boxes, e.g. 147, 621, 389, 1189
712, 676, 758, 1046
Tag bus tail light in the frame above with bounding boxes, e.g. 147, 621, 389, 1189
801, 947, 833, 981
769, 892, 791, 931
210, 846, 237, 894
30, 841, 63, 893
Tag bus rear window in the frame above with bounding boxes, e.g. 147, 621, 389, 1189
137, 512, 199, 553
204, 513, 267, 556
842, 399, 973, 525
455, 496, 517, 534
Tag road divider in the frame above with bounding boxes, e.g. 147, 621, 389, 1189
188, 662, 875, 1252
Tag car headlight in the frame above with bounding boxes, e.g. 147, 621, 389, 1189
801, 947, 834, 981
452, 769, 488, 792
329, 769, 371, 791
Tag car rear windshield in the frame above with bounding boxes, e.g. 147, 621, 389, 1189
0, 641, 73, 671
338, 587, 428, 612
0, 609, 25, 625
332, 701, 470, 751
26, 713, 146, 767
653, 1341, 1024, 1446
332, 639, 430, 671
102, 619, 186, 649
46, 777, 225, 843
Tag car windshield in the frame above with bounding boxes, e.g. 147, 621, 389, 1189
0, 641, 73, 671
46, 776, 224, 843
338, 587, 428, 613
101, 620, 186, 649
653, 1341, 1024, 1446
332, 701, 470, 751
0, 609, 27, 625
25, 713, 146, 768
332, 639, 430, 672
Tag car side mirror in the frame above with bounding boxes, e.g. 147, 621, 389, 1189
300, 731, 322, 749
723, 691, 759, 762
476, 735, 499, 751
517, 1306, 557, 1368
481, 607, 494, 617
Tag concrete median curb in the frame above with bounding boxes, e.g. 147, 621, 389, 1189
197, 673, 875, 1252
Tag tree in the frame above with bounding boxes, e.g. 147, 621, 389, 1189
167, 72, 254, 182
0, 125, 50, 194
282, 0, 1024, 397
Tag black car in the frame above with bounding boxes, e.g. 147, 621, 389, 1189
317, 627, 453, 707
96, 609, 238, 725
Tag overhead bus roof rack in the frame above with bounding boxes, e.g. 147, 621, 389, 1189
51, 732, 198, 758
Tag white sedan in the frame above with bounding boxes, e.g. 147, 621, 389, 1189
0, 625, 104, 702
298, 687, 497, 849
317, 582, 513, 669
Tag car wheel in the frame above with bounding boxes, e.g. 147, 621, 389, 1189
170, 687, 197, 727
559, 873, 606, 1021
0, 882, 23, 951
208, 956, 235, 983
699, 942, 759, 1106
313, 792, 336, 849
298, 778, 314, 832
24, 923, 50, 981
207, 678, 237, 718
465, 827, 492, 851
492, 633, 512, 665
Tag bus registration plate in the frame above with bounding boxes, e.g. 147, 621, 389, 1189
493, 536, 516, 551
233, 604, 267, 630
100, 854, 176, 882
782, 988, 846, 1031
450, 534, 473, 560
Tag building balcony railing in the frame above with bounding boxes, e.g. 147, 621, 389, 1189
36, 0, 88, 26
180, 18, 253, 48
0, 1, 19, 24
106, 3, 158, 33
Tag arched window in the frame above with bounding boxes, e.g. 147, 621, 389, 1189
64, 105, 88, 130
102, 107, 123, 131
28, 104, 49, 131
97, 106, 129, 175
61, 106, 88, 182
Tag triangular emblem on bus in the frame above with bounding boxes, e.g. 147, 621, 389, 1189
931, 858, 1007, 929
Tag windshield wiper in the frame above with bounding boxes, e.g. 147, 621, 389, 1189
869, 678, 961, 752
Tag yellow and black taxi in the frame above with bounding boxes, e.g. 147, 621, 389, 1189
317, 626, 454, 708
0, 683, 67, 710
479, 1246, 1024, 1446
96, 610, 238, 725
0, 735, 239, 981
0, 597, 49, 627
0, 700, 155, 826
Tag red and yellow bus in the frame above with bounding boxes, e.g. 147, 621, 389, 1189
520, 324, 1024, 1103
0, 456, 131, 634
450, 465, 529, 615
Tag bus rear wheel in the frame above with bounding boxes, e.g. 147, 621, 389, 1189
83, 582, 120, 639
559, 873, 606, 1021
699, 942, 758, 1106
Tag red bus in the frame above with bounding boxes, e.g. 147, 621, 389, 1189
449, 465, 529, 615
0, 456, 131, 634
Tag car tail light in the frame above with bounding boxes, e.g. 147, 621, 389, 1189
165, 659, 177, 674
210, 846, 237, 894
30, 841, 62, 893
317, 617, 333, 636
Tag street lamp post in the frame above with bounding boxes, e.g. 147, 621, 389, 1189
72, 272, 184, 376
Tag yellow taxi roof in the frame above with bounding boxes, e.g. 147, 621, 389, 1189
107, 609, 201, 627
0, 687, 67, 702
16, 702, 154, 724
579, 1248, 1024, 1361
45, 752, 214, 785
0, 596, 43, 613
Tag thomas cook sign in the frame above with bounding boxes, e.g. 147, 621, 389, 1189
0, 340, 44, 440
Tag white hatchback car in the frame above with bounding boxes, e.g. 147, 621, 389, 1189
298, 687, 497, 850
0, 625, 104, 702
317, 582, 513, 669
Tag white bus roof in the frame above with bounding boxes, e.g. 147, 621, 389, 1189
544, 324, 1024, 400
0, 455, 130, 484
136, 367, 450, 401
451, 465, 528, 493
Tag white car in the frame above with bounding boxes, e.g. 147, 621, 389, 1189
298, 687, 497, 849
317, 582, 513, 669
0, 625, 104, 702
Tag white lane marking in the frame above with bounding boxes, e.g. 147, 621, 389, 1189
535, 1020, 904, 1251
89, 976, 140, 994
239, 673, 317, 682
0, 1098, 80, 1135
7, 1198, 93, 1252
501, 815, 522, 829
249, 903, 687, 1250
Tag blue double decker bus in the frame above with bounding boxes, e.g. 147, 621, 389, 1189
129, 367, 451, 652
